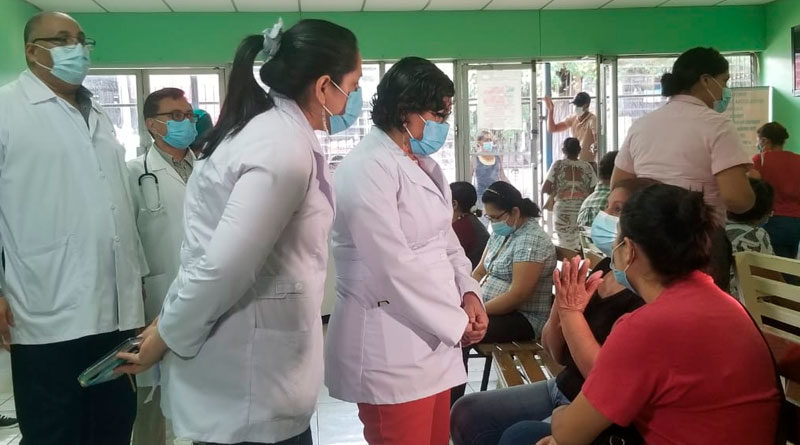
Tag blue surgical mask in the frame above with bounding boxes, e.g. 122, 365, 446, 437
482, 141, 493, 152
324, 82, 362, 134
35, 43, 91, 85
491, 213, 517, 237
610, 240, 637, 294
405, 115, 450, 156
707, 77, 732, 113
590, 210, 618, 257
157, 118, 198, 149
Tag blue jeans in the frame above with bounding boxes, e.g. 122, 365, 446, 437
764, 215, 800, 260
451, 379, 570, 445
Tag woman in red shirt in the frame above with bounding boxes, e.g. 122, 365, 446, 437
752, 122, 800, 260
535, 183, 780, 445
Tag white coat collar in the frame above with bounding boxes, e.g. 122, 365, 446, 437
20, 70, 101, 113
146, 142, 195, 185
369, 127, 448, 203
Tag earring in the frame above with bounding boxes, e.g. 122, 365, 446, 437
322, 109, 329, 134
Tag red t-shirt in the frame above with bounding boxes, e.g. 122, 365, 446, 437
753, 150, 800, 217
582, 271, 780, 445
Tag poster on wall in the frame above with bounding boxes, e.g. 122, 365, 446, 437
723, 86, 772, 157
477, 70, 523, 131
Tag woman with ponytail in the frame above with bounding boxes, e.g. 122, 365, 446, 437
116, 19, 362, 445
611, 47, 755, 292
450, 181, 557, 403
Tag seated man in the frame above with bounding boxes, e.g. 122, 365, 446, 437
578, 151, 617, 228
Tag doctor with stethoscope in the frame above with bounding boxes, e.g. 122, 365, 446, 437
126, 87, 198, 445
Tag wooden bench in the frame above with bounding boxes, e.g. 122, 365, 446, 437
487, 341, 564, 388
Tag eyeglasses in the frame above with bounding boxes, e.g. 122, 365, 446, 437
486, 211, 508, 223
32, 36, 96, 50
153, 111, 200, 122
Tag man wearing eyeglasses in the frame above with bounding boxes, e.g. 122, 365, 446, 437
0, 11, 147, 445
126, 87, 198, 445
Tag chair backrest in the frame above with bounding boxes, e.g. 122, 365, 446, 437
734, 251, 800, 344
555, 245, 581, 263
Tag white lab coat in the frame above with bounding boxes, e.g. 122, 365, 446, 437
325, 127, 480, 405
157, 94, 334, 444
127, 144, 193, 386
0, 70, 145, 345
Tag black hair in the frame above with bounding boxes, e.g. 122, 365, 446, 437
562, 137, 581, 159
372, 57, 454, 133
143, 88, 186, 119
450, 181, 482, 217
598, 151, 618, 182
660, 47, 729, 97
477, 130, 493, 143
619, 183, 716, 284
611, 177, 661, 195
481, 181, 540, 218
728, 178, 774, 224
757, 122, 790, 147
202, 19, 358, 158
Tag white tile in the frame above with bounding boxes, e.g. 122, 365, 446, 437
166, 0, 236, 11
96, 0, 170, 11
363, 0, 428, 10
0, 398, 13, 411
26, 0, 105, 12
0, 427, 19, 445
603, 0, 665, 7
426, 0, 492, 10
233, 0, 299, 12
301, 0, 363, 10
317, 402, 366, 445
484, 0, 551, 9
543, 0, 609, 8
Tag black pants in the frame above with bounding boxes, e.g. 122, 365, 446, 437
450, 311, 536, 404
195, 427, 313, 445
709, 225, 733, 293
11, 330, 137, 445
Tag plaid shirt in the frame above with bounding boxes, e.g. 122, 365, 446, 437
482, 219, 556, 336
577, 183, 611, 227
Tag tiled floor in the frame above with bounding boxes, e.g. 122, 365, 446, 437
0, 349, 497, 445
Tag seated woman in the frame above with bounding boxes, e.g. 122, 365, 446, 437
542, 137, 597, 250
450, 181, 556, 404
450, 178, 655, 445
534, 183, 781, 445
451, 181, 490, 269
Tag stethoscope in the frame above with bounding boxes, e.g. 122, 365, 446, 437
137, 146, 163, 212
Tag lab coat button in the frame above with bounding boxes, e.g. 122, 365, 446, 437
111, 204, 117, 211
113, 236, 121, 243
295, 283, 304, 292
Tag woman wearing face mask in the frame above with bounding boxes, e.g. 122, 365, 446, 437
611, 47, 754, 292
536, 183, 780, 445
325, 57, 487, 445
116, 19, 362, 445
450, 178, 655, 445
472, 131, 509, 208
449, 181, 556, 405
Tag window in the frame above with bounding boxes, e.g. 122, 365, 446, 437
616, 54, 757, 147
148, 72, 223, 122
84, 73, 141, 160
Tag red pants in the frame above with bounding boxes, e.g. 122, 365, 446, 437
357, 390, 451, 445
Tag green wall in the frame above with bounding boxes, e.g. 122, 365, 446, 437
764, 0, 800, 153
1, 0, 40, 84
70, 6, 765, 67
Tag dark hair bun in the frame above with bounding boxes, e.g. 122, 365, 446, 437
481, 181, 541, 218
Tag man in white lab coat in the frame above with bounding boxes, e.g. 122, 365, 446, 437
0, 12, 146, 445
127, 88, 198, 445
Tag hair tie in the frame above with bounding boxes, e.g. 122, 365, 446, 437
262, 17, 284, 61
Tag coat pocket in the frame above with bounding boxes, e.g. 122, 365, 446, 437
253, 276, 315, 332
14, 235, 78, 315
249, 328, 319, 422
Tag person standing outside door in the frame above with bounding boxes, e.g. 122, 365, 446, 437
0, 11, 146, 445
127, 87, 198, 445
544, 92, 598, 167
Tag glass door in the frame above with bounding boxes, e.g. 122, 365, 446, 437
462, 62, 538, 210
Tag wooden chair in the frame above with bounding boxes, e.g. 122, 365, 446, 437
734, 251, 800, 442
555, 245, 581, 262
488, 341, 565, 388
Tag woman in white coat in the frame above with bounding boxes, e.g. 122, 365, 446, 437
325, 57, 488, 445
116, 19, 362, 445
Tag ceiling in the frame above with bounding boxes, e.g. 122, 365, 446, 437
24, 0, 775, 13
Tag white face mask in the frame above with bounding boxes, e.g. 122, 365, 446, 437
575, 105, 585, 115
